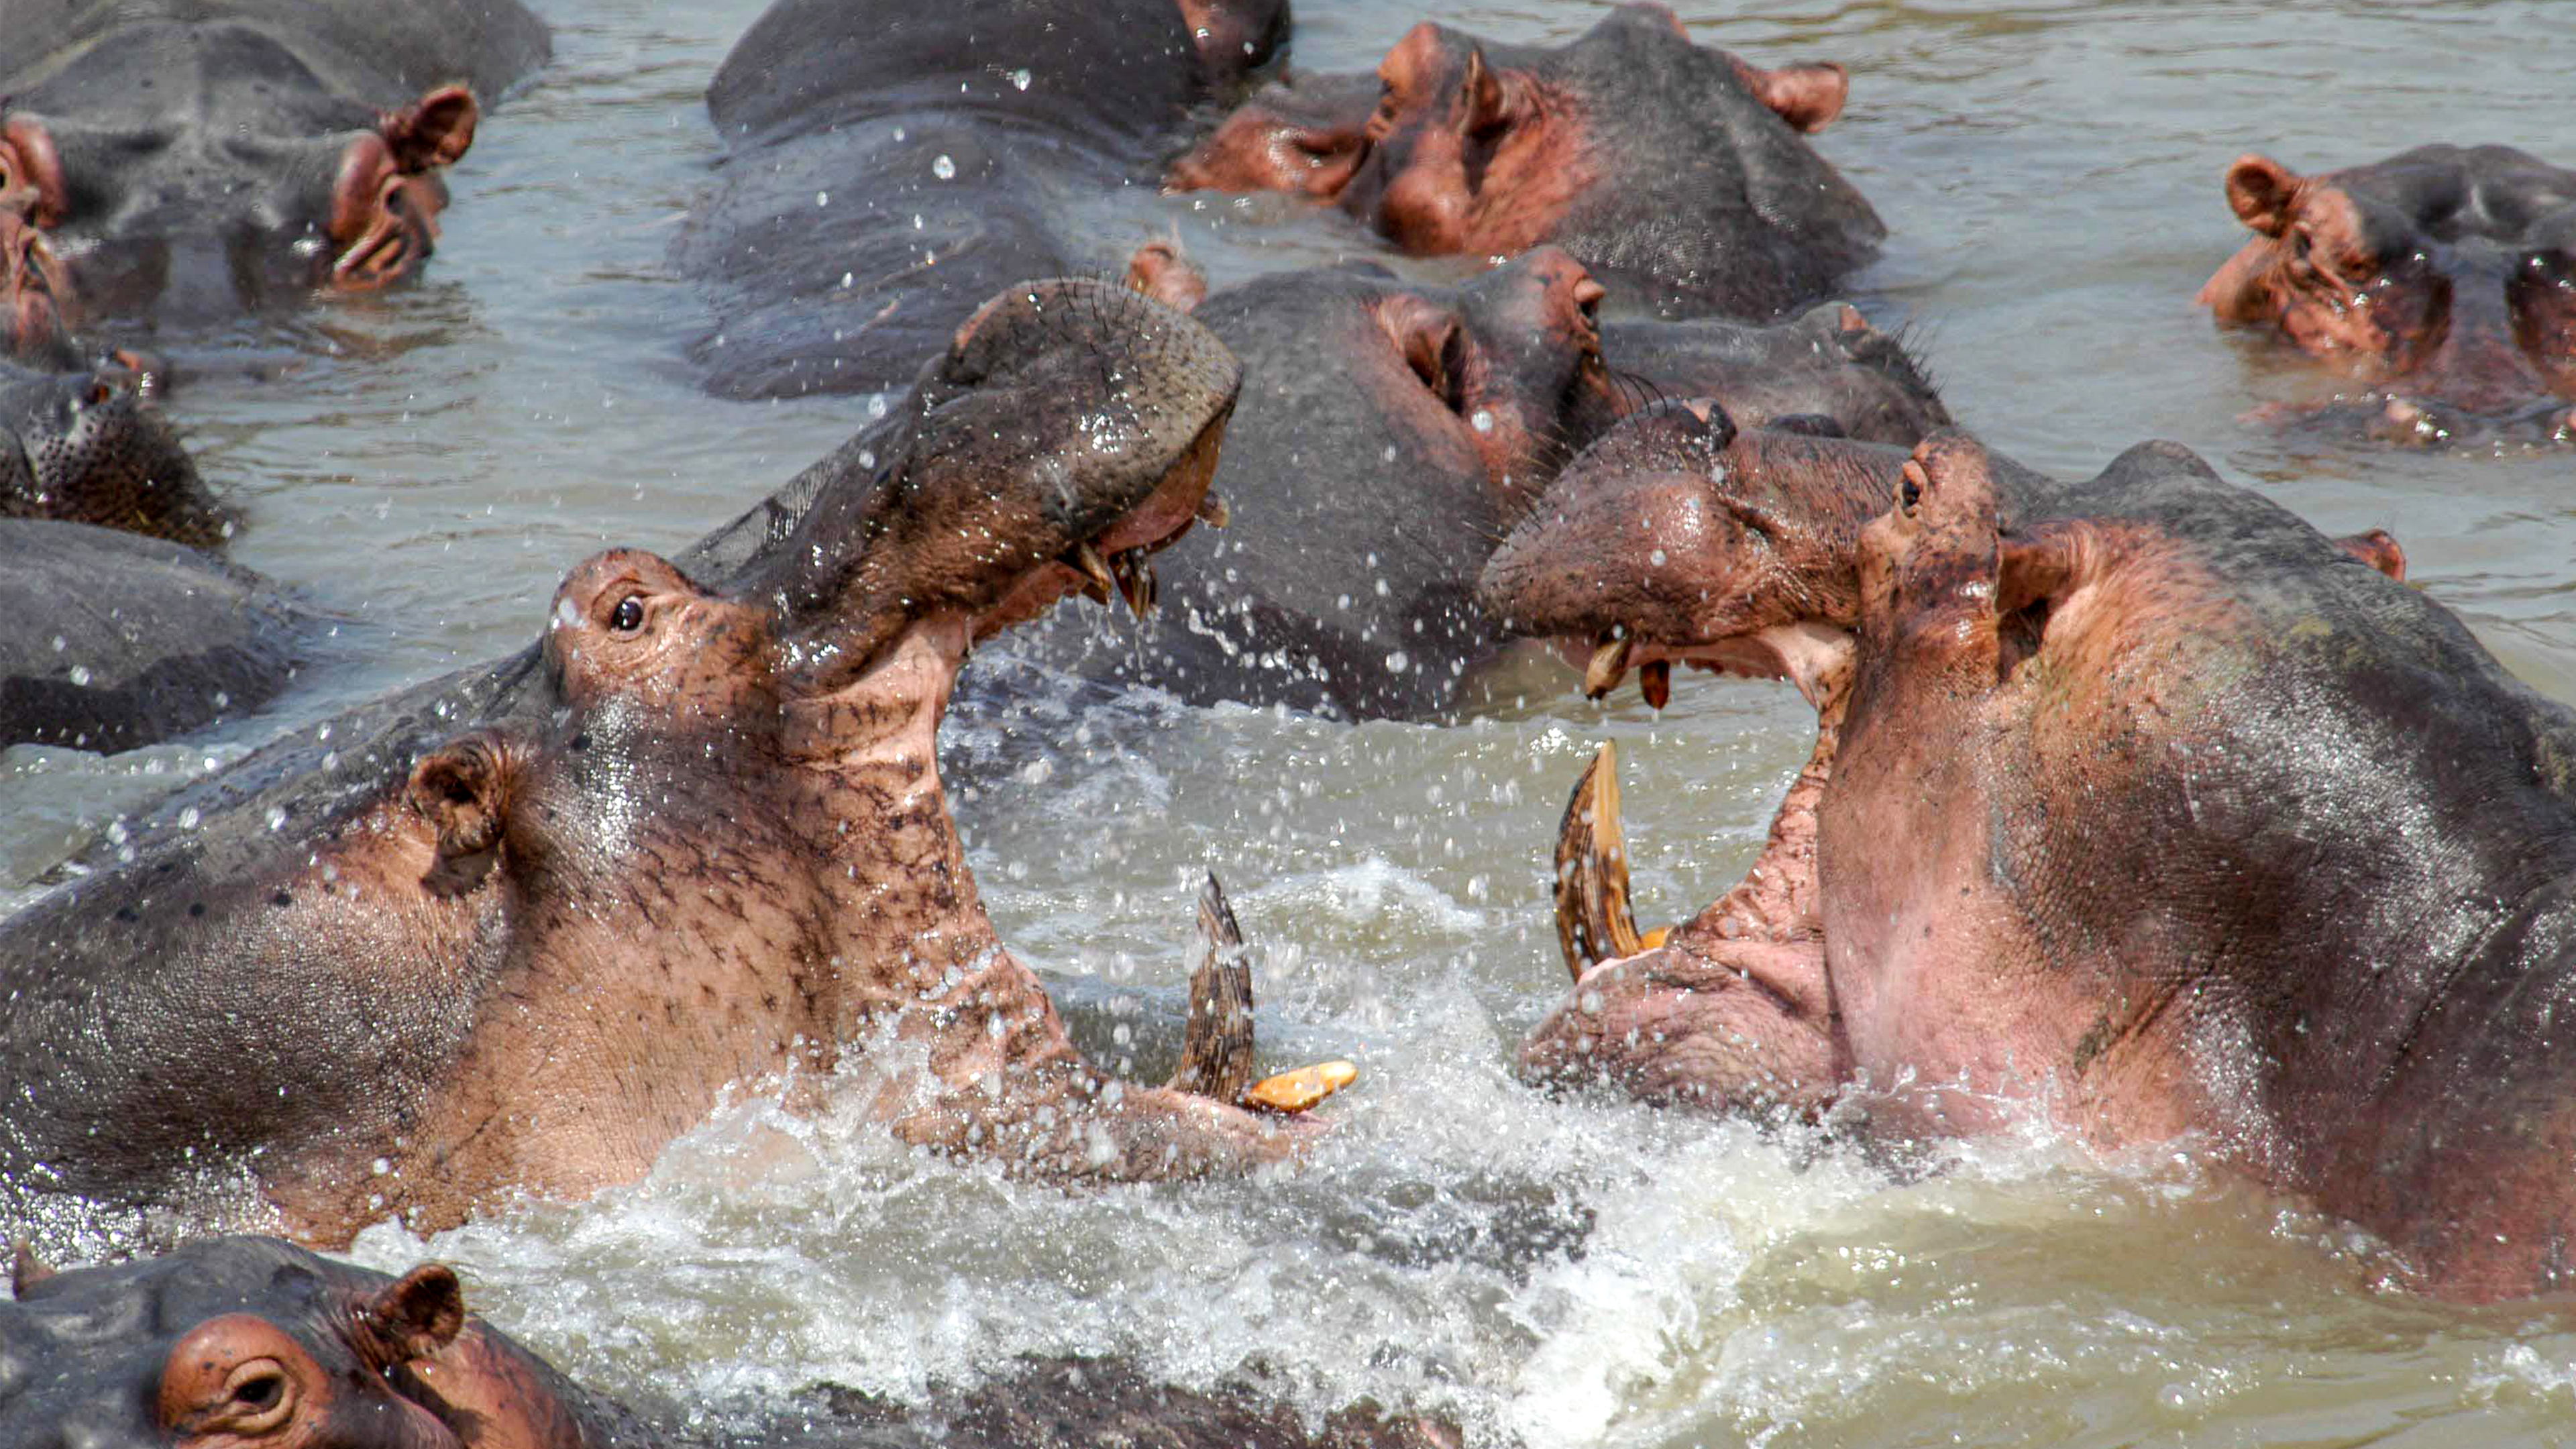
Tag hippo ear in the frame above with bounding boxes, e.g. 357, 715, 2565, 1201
2224, 154, 2304, 237
9, 1238, 54, 1297
405, 732, 518, 894
1995, 523, 2091, 614
0, 115, 68, 228
1732, 59, 1849, 134
380, 85, 478, 174
1125, 238, 1205, 313
361, 1264, 466, 1366
2332, 527, 2408, 582
1462, 45, 1509, 133
1377, 297, 1468, 413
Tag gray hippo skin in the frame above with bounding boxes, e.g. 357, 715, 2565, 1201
1171, 2, 1882, 321
1008, 248, 1947, 720
0, 278, 1349, 1256
0, 1236, 1450, 1448
671, 0, 1285, 399
0, 0, 548, 344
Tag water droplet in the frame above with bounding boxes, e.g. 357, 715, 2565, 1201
1650, 549, 1667, 566
178, 807, 200, 829
1385, 650, 1410, 674
48, 635, 64, 653
932, 154, 957, 180
841, 271, 854, 288
1470, 409, 1495, 433
67, 665, 89, 686
1011, 68, 1031, 91
815, 190, 828, 207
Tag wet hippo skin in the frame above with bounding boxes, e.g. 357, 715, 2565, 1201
0, 0, 549, 347
672, 0, 1286, 399
1169, 2, 1883, 321
0, 1235, 1452, 1448
1008, 249, 1947, 720
0, 278, 1347, 1256
2198, 143, 2576, 443
1486, 401, 2576, 1300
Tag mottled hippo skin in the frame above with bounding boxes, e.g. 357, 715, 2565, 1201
2198, 144, 2576, 442
0, 0, 547, 346
1169, 3, 1882, 321
1487, 409, 2576, 1299
0, 356, 222, 543
1016, 250, 1945, 719
673, 0, 1285, 399
0, 280, 1334, 1255
0, 1236, 1450, 1449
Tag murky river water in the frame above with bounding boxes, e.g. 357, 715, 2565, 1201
9, 1, 2576, 1443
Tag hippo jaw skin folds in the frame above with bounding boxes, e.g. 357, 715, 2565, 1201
0, 280, 1334, 1255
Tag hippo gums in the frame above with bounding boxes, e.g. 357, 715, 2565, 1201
672, 0, 1286, 399
0, 280, 1348, 1254
0, 0, 547, 334
0, 1236, 1452, 1448
2197, 144, 2576, 442
1169, 3, 1884, 321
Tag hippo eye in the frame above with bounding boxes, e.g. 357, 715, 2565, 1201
610, 594, 645, 633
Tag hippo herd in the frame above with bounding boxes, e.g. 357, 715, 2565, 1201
3, 0, 2575, 1441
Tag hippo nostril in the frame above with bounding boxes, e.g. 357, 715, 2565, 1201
1898, 463, 1925, 515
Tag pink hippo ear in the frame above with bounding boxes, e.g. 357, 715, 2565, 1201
1125, 237, 1206, 313
405, 733, 519, 893
1376, 294, 1470, 413
2332, 527, 2408, 582
379, 84, 479, 174
2224, 154, 2304, 237
359, 1264, 468, 1367
1731, 58, 1849, 134
1995, 522, 2093, 614
0, 114, 68, 228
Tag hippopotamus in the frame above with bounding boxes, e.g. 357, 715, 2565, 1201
1167, 3, 1883, 321
0, 1235, 1450, 1448
2197, 144, 2576, 443
1010, 246, 1945, 720
0, 278, 1349, 1255
1, 356, 225, 544
0, 0, 547, 343
1482, 405, 2576, 1301
672, 0, 1287, 399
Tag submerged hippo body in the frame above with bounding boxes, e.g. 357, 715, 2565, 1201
1010, 249, 1945, 720
0, 1236, 1448, 1448
0, 519, 313, 751
0, 0, 548, 346
1170, 3, 1883, 321
673, 0, 1285, 399
1487, 407, 2576, 1299
2198, 143, 2576, 442
0, 280, 1334, 1255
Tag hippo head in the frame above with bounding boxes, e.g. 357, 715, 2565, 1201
0, 1236, 610, 1448
1479, 398, 1899, 712
1331, 5, 1853, 258
2197, 144, 2576, 442
1600, 302, 1953, 448
1167, 71, 1380, 197
0, 63, 476, 323
1, 359, 227, 545
1171, 0, 1291, 87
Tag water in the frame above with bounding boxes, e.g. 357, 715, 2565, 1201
13, 1, 2576, 1443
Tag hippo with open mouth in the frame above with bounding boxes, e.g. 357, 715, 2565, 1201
1470, 404, 2576, 1300
0, 278, 1349, 1256
0, 1235, 1451, 1448
2198, 144, 2576, 444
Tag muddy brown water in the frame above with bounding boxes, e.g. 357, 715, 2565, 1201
6, 1, 2576, 1444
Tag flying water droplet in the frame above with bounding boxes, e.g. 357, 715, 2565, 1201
932, 154, 957, 180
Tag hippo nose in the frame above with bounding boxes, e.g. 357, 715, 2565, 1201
1622, 396, 1739, 453
2408, 265, 2553, 415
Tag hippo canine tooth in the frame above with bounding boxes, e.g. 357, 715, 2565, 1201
1195, 492, 1230, 529
1244, 1060, 1358, 1113
1584, 633, 1632, 699
1114, 547, 1157, 616
1640, 658, 1672, 710
1071, 541, 1116, 604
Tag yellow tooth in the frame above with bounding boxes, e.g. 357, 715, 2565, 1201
1554, 742, 1648, 978
1196, 493, 1230, 529
1073, 541, 1116, 604
1584, 635, 1633, 699
1244, 1060, 1357, 1113
1640, 659, 1672, 710
1116, 550, 1156, 616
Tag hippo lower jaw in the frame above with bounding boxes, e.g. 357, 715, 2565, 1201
1564, 619, 1852, 713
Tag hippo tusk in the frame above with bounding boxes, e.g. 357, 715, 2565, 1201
1071, 541, 1116, 604
1195, 492, 1230, 529
1244, 1059, 1358, 1112
1114, 547, 1158, 617
1639, 659, 1671, 710
1583, 632, 1631, 699
1553, 741, 1656, 979
1168, 871, 1256, 1102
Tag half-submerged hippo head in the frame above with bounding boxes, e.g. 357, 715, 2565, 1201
0, 278, 1348, 1249
1173, 3, 1882, 319
0, 25, 489, 325
1, 358, 226, 545
0, 1236, 621, 1447
2197, 144, 2576, 443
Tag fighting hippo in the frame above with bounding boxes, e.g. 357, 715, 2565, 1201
0, 1236, 1450, 1448
2197, 144, 2576, 443
0, 279, 1349, 1255
673, 0, 1286, 399
1168, 3, 1883, 321
0, 0, 547, 343
1013, 247, 1945, 720
1484, 407, 2576, 1301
